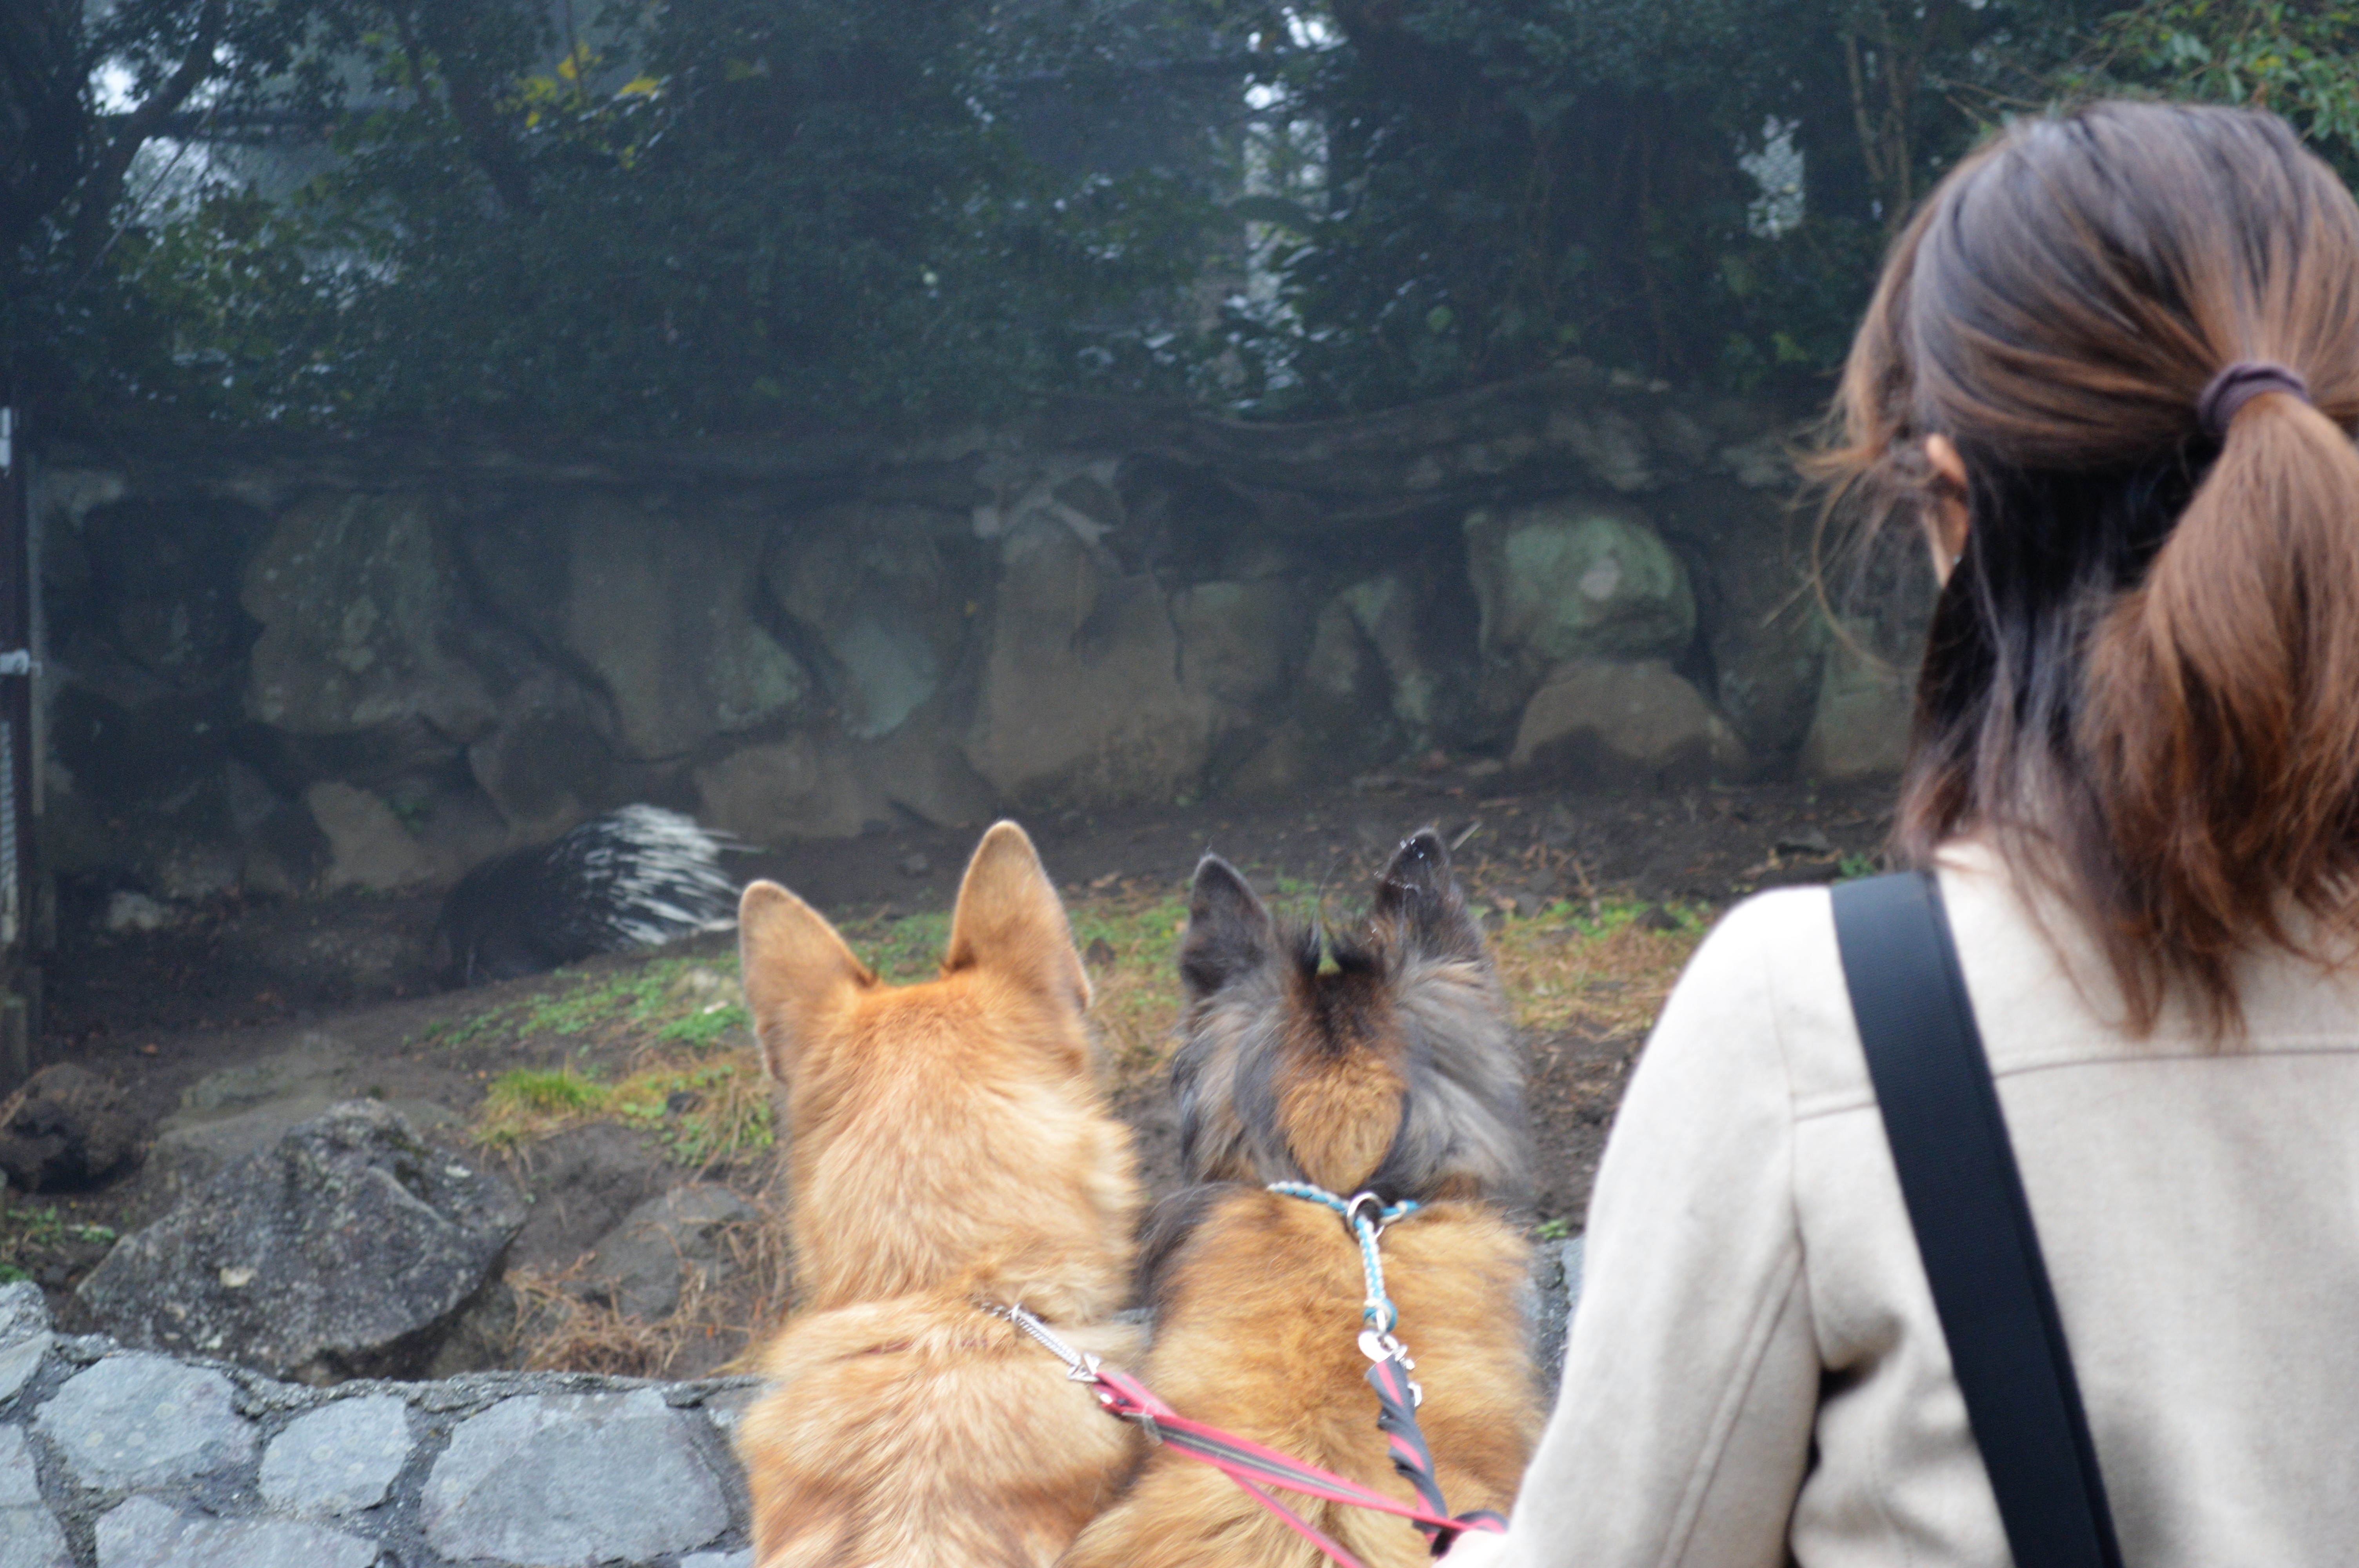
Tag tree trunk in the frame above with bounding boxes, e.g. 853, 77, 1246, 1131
67, 0, 227, 269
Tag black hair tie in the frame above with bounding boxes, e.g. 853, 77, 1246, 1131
2197, 361, 2311, 439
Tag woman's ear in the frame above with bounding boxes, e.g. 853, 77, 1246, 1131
1924, 434, 1971, 584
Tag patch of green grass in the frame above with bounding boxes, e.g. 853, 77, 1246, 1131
608, 1056, 775, 1169
474, 1065, 613, 1150
449, 866, 1720, 1171
1838, 851, 1881, 881
490, 1066, 611, 1115
1535, 1216, 1574, 1242
473, 1052, 773, 1169
0, 1203, 118, 1283
1488, 896, 1710, 1036
655, 1001, 751, 1049
420, 955, 753, 1056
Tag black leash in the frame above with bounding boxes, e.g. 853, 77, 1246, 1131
1831, 871, 2125, 1568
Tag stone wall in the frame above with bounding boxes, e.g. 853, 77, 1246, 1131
2, 1249, 1588, 1568
0, 1282, 757, 1568
30, 367, 1914, 906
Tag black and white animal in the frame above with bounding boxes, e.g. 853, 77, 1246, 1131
433, 806, 743, 987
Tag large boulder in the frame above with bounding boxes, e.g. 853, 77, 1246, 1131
241, 494, 497, 759
1509, 659, 1748, 788
78, 495, 265, 695
1171, 580, 1293, 711
1291, 596, 1396, 769
695, 716, 998, 844
302, 782, 436, 892
298, 780, 513, 893
1465, 500, 1697, 714
1337, 574, 1441, 738
767, 505, 974, 740
465, 675, 626, 842
964, 521, 1230, 805
80, 1100, 523, 1383
1801, 630, 1914, 780
573, 1184, 759, 1322
1647, 474, 1827, 766
0, 1065, 145, 1192
464, 497, 807, 761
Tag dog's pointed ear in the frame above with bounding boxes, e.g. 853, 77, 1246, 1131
944, 821, 1090, 1014
739, 880, 873, 1081
1181, 854, 1276, 1000
1374, 827, 1484, 961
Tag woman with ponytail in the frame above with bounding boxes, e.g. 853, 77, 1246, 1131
1447, 102, 2359, 1566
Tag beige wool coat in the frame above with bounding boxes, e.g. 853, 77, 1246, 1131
1447, 841, 2359, 1567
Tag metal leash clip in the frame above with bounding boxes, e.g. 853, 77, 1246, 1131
975, 1299, 1101, 1383
976, 1298, 1158, 1438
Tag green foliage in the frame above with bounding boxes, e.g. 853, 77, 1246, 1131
2063, 2, 2359, 180
1217, 0, 2116, 411
417, 955, 747, 1052
92, 0, 1218, 433
27, 0, 2359, 434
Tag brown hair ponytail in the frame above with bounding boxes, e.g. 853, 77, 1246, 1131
1818, 102, 2359, 1037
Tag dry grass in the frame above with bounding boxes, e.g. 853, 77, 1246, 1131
1486, 899, 1708, 1037
508, 1266, 674, 1376
509, 1180, 793, 1378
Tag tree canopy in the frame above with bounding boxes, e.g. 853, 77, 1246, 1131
7, 0, 2359, 436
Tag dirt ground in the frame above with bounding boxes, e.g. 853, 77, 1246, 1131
7, 766, 1898, 1376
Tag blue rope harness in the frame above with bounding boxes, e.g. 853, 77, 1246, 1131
1267, 1180, 1499, 1547
1265, 1181, 1421, 1337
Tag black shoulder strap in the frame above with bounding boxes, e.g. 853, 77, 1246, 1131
1830, 871, 2125, 1568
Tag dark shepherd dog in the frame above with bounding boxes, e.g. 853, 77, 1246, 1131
1060, 829, 1539, 1568
1171, 826, 1530, 1210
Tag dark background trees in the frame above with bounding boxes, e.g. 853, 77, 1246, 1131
7, 0, 2359, 436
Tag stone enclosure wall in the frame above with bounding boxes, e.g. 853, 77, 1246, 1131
0, 1279, 760, 1568
0, 1249, 1585, 1568
32, 366, 1913, 906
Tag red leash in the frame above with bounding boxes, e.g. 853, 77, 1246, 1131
985, 1303, 1507, 1567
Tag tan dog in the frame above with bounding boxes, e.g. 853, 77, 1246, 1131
1061, 830, 1539, 1568
734, 822, 1144, 1568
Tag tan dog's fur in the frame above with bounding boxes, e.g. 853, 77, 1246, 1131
1061, 1194, 1534, 1568
1061, 833, 1540, 1568
734, 822, 1144, 1568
